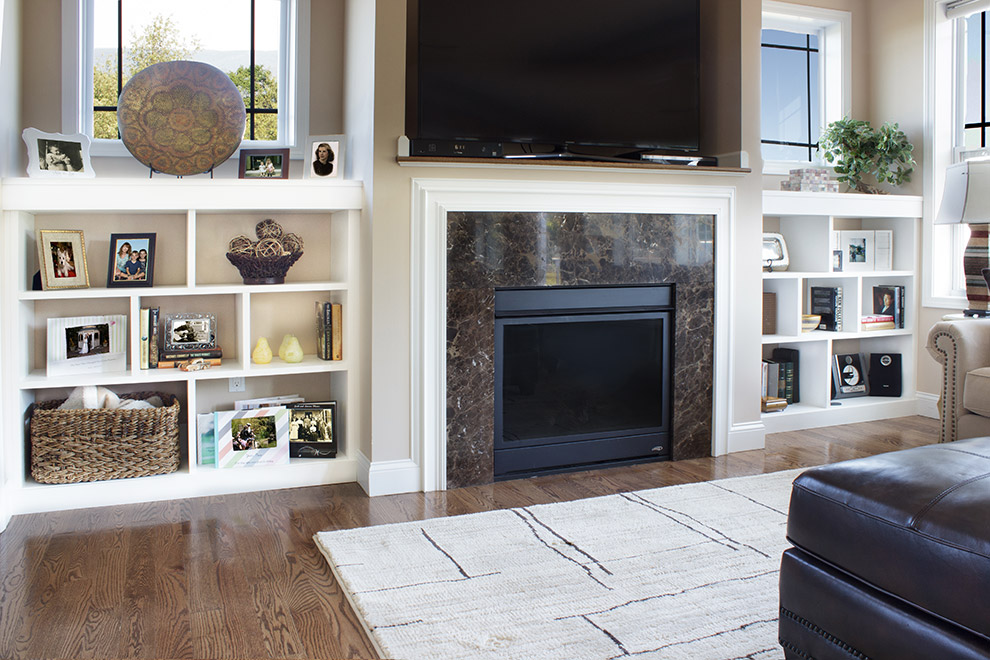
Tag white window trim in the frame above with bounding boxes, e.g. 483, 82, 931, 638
924, 0, 971, 309
761, 1, 851, 175
60, 0, 310, 159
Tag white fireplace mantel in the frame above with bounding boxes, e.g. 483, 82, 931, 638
409, 178, 742, 492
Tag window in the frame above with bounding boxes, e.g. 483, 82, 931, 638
62, 0, 308, 156
761, 29, 820, 162
760, 2, 851, 174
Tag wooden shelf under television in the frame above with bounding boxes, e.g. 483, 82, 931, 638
396, 156, 751, 174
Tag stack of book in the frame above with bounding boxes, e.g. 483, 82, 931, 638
315, 301, 343, 361
861, 314, 895, 331
139, 306, 223, 369
762, 347, 800, 407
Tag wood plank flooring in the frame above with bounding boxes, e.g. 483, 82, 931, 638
0, 416, 939, 659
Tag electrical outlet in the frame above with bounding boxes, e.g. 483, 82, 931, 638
228, 376, 245, 392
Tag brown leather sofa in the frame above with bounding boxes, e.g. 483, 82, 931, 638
778, 437, 990, 659
927, 318, 990, 444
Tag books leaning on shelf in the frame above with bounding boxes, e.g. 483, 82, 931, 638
860, 314, 895, 331
810, 286, 843, 331
771, 347, 800, 404
316, 301, 344, 361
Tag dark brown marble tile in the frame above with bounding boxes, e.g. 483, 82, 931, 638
446, 211, 715, 487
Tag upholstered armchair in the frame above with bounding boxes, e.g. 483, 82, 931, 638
926, 318, 990, 444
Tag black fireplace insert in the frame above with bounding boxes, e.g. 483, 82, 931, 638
494, 284, 673, 479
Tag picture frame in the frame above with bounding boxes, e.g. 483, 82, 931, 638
47, 314, 127, 377
107, 233, 156, 287
238, 148, 290, 179
163, 312, 217, 352
36, 229, 90, 290
22, 128, 95, 178
831, 352, 868, 399
839, 230, 875, 272
288, 401, 338, 458
304, 135, 345, 179
762, 232, 789, 272
832, 249, 843, 272
214, 407, 290, 469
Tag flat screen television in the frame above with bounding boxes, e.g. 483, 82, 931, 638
406, 0, 701, 159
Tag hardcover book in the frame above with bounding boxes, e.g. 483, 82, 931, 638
810, 286, 843, 331
771, 347, 800, 404
873, 284, 904, 329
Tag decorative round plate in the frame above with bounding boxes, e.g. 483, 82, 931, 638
117, 61, 246, 176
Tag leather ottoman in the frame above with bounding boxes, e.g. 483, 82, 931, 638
778, 437, 990, 659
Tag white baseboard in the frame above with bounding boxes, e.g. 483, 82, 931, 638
915, 391, 940, 419
725, 421, 766, 454
356, 452, 423, 497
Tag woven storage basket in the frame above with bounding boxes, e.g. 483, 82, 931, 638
29, 391, 181, 484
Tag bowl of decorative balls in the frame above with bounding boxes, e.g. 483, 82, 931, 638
225, 218, 305, 284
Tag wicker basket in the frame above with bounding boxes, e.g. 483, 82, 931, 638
225, 251, 303, 284
29, 392, 181, 484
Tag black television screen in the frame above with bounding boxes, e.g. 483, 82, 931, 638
407, 0, 701, 155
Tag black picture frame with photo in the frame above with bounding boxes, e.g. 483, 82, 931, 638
831, 352, 868, 399
238, 148, 290, 179
288, 401, 338, 458
163, 313, 217, 352
107, 233, 156, 287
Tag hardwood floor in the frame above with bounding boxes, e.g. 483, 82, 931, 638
0, 416, 938, 659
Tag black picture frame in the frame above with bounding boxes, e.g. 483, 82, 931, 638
238, 148, 290, 179
288, 401, 338, 458
832, 353, 868, 399
107, 233, 156, 287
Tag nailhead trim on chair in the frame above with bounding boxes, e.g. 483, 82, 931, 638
779, 606, 872, 660
929, 329, 958, 444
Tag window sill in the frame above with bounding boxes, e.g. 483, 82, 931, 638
762, 159, 830, 176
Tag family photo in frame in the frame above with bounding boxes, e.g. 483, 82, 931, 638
107, 233, 156, 287
22, 128, 95, 178
305, 135, 345, 179
37, 229, 89, 290
239, 148, 289, 179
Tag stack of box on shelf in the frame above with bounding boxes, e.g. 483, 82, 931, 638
780, 168, 839, 193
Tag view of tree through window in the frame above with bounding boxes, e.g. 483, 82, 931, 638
93, 0, 281, 141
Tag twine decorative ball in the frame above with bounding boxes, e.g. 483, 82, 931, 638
228, 235, 255, 254
256, 219, 283, 240
255, 238, 285, 258
280, 232, 304, 254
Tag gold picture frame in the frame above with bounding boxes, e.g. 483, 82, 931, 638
37, 229, 89, 290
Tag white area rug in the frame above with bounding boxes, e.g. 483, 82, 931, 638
315, 469, 801, 660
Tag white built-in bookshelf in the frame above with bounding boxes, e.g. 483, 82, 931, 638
761, 190, 923, 433
1, 178, 364, 515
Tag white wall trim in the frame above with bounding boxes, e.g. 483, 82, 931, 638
356, 451, 422, 497
916, 391, 941, 419
411, 178, 737, 491
727, 422, 768, 453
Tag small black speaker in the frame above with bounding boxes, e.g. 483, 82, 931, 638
869, 353, 902, 397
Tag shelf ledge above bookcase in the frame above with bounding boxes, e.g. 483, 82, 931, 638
0, 178, 365, 213
19, 282, 349, 301
763, 190, 923, 218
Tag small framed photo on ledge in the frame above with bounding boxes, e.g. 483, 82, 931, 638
239, 148, 290, 179
304, 135, 344, 179
37, 229, 89, 290
107, 233, 156, 287
22, 128, 95, 178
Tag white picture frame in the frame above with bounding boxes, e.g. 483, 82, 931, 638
22, 128, 95, 178
214, 407, 291, 469
304, 134, 345, 179
47, 314, 127, 377
839, 230, 875, 272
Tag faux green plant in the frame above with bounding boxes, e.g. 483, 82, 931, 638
818, 118, 916, 193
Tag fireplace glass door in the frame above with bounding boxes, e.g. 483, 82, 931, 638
494, 285, 672, 479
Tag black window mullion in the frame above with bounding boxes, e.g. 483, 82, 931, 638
249, 0, 257, 140
983, 12, 987, 148
806, 34, 813, 161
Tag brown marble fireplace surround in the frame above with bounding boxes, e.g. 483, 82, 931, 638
445, 211, 715, 488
